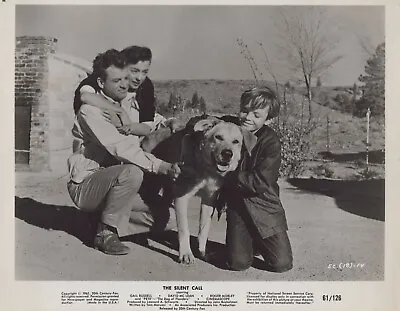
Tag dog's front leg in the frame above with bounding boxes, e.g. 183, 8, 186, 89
174, 196, 195, 265
197, 203, 214, 258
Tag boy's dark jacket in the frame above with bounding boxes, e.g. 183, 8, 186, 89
219, 115, 289, 239
73, 74, 155, 122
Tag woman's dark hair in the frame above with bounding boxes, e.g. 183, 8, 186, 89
121, 46, 152, 65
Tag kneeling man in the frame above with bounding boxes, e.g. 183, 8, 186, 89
67, 49, 179, 255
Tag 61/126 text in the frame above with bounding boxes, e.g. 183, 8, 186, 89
322, 295, 341, 302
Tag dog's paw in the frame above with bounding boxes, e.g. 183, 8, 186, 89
197, 250, 207, 261
179, 252, 196, 265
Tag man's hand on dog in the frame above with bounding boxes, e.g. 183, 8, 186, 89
169, 163, 182, 181
158, 162, 182, 181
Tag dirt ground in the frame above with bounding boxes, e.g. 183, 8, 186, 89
14, 170, 384, 281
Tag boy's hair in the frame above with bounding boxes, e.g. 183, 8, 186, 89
92, 49, 127, 81
121, 46, 152, 65
240, 86, 280, 120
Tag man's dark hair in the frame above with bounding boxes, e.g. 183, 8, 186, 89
73, 49, 126, 114
92, 49, 127, 81
121, 46, 152, 65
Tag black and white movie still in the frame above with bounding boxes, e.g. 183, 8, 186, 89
14, 5, 385, 281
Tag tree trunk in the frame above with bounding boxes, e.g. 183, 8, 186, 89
282, 89, 287, 127
304, 74, 313, 124
307, 85, 313, 124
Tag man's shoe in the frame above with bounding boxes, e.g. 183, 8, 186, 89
94, 232, 130, 255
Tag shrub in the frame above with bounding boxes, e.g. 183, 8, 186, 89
353, 97, 384, 117
188, 91, 199, 109
311, 164, 335, 178
155, 98, 170, 117
270, 116, 315, 178
333, 93, 353, 114
156, 92, 186, 117
354, 158, 366, 168
156, 91, 208, 118
354, 167, 381, 180
199, 96, 207, 114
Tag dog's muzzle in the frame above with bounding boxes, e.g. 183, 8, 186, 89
221, 149, 233, 161
215, 148, 235, 173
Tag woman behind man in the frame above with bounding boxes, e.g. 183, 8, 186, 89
73, 45, 163, 138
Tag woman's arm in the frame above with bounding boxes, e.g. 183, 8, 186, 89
81, 91, 150, 136
81, 89, 153, 137
81, 92, 124, 113
118, 123, 152, 137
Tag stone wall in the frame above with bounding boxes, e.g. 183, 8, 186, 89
15, 36, 91, 172
15, 36, 57, 170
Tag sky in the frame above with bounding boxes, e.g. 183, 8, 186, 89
15, 5, 384, 86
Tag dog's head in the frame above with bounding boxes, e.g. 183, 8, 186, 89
193, 117, 243, 176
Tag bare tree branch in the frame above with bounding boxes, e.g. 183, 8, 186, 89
236, 38, 260, 82
273, 7, 342, 123
256, 41, 281, 101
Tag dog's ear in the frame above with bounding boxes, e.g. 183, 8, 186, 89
184, 114, 209, 133
240, 128, 257, 154
193, 117, 221, 133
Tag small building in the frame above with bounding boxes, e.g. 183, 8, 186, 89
15, 36, 91, 172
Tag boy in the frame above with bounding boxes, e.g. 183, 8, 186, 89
220, 87, 293, 272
